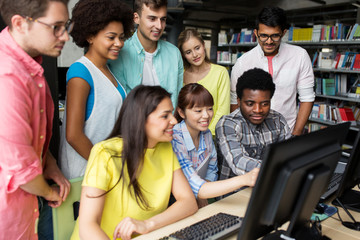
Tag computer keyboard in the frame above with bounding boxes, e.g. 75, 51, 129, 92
158, 212, 242, 240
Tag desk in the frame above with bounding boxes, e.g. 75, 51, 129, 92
135, 188, 360, 240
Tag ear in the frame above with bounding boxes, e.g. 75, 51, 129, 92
237, 97, 241, 106
87, 36, 94, 45
134, 12, 140, 25
282, 29, 287, 36
177, 108, 186, 120
11, 15, 27, 34
254, 29, 258, 39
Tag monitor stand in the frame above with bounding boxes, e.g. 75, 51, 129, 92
332, 197, 360, 231
332, 189, 360, 213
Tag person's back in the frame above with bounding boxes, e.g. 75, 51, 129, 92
108, 0, 183, 107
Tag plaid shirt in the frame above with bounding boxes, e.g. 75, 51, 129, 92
215, 108, 291, 180
172, 121, 218, 198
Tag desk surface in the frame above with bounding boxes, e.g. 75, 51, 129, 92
135, 188, 360, 240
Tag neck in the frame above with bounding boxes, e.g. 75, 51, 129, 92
186, 123, 201, 148
85, 50, 108, 70
10, 28, 39, 58
137, 30, 158, 53
188, 61, 210, 73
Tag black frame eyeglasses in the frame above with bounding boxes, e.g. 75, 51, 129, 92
25, 16, 74, 38
257, 33, 282, 42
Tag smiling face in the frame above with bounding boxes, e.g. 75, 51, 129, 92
238, 89, 271, 125
179, 105, 214, 136
254, 23, 283, 56
25, 1, 69, 58
145, 97, 177, 148
87, 21, 125, 61
181, 36, 206, 67
134, 4, 167, 46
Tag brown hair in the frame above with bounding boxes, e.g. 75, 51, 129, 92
0, 0, 69, 27
175, 83, 214, 122
177, 28, 211, 69
134, 0, 167, 15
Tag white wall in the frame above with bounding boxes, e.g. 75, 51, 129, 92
57, 0, 83, 67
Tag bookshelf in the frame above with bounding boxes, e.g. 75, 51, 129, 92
217, 24, 360, 135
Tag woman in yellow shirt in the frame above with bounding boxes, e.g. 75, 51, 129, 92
178, 29, 230, 135
72, 85, 197, 240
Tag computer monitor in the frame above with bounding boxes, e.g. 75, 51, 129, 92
331, 128, 360, 230
237, 122, 350, 240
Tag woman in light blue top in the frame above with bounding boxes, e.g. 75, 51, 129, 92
59, 0, 133, 179
171, 83, 259, 207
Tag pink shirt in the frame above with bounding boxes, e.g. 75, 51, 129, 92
0, 27, 54, 240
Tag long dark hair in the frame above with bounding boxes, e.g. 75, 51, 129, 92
107, 85, 171, 209
175, 83, 214, 123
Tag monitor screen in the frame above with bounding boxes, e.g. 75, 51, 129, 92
237, 122, 350, 239
333, 129, 360, 213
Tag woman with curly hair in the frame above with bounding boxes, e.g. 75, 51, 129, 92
59, 0, 134, 179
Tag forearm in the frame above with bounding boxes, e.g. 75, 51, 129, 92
197, 176, 246, 199
67, 132, 93, 160
80, 222, 109, 240
292, 101, 313, 136
143, 197, 197, 232
20, 174, 52, 198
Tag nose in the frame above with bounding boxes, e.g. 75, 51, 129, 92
202, 110, 209, 118
253, 104, 262, 113
60, 30, 70, 42
155, 18, 162, 29
170, 114, 177, 125
265, 36, 273, 44
114, 38, 123, 48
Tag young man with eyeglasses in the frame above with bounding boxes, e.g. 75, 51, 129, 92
230, 6, 315, 136
0, 0, 71, 239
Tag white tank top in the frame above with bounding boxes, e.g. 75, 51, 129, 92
59, 56, 124, 179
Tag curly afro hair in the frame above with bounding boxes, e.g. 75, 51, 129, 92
70, 0, 134, 48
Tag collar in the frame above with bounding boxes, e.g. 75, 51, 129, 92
131, 30, 161, 56
0, 27, 43, 77
179, 120, 207, 152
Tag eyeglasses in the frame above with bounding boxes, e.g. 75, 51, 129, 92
257, 33, 282, 42
25, 16, 74, 38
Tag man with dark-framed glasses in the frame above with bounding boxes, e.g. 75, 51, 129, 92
230, 6, 315, 136
0, 0, 71, 239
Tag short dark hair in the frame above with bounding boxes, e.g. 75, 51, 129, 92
0, 0, 69, 27
175, 83, 214, 122
255, 6, 289, 31
236, 68, 275, 100
70, 0, 134, 48
134, 0, 167, 15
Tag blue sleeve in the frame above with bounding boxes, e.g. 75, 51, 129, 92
66, 62, 94, 120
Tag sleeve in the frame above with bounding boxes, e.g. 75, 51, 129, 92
230, 58, 243, 105
83, 143, 115, 191
209, 66, 230, 134
171, 135, 206, 198
66, 62, 93, 86
297, 50, 315, 103
278, 113, 292, 141
0, 74, 42, 193
215, 117, 261, 176
204, 135, 218, 182
175, 49, 184, 107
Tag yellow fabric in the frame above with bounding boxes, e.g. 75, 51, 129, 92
198, 64, 230, 135
71, 137, 180, 239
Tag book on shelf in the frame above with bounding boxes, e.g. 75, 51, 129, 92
338, 107, 357, 125
322, 78, 336, 95
218, 31, 228, 45
331, 52, 341, 69
312, 51, 319, 67
286, 23, 360, 42
352, 54, 360, 70
318, 49, 333, 69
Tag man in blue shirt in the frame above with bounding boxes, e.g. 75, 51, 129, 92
109, 0, 183, 107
